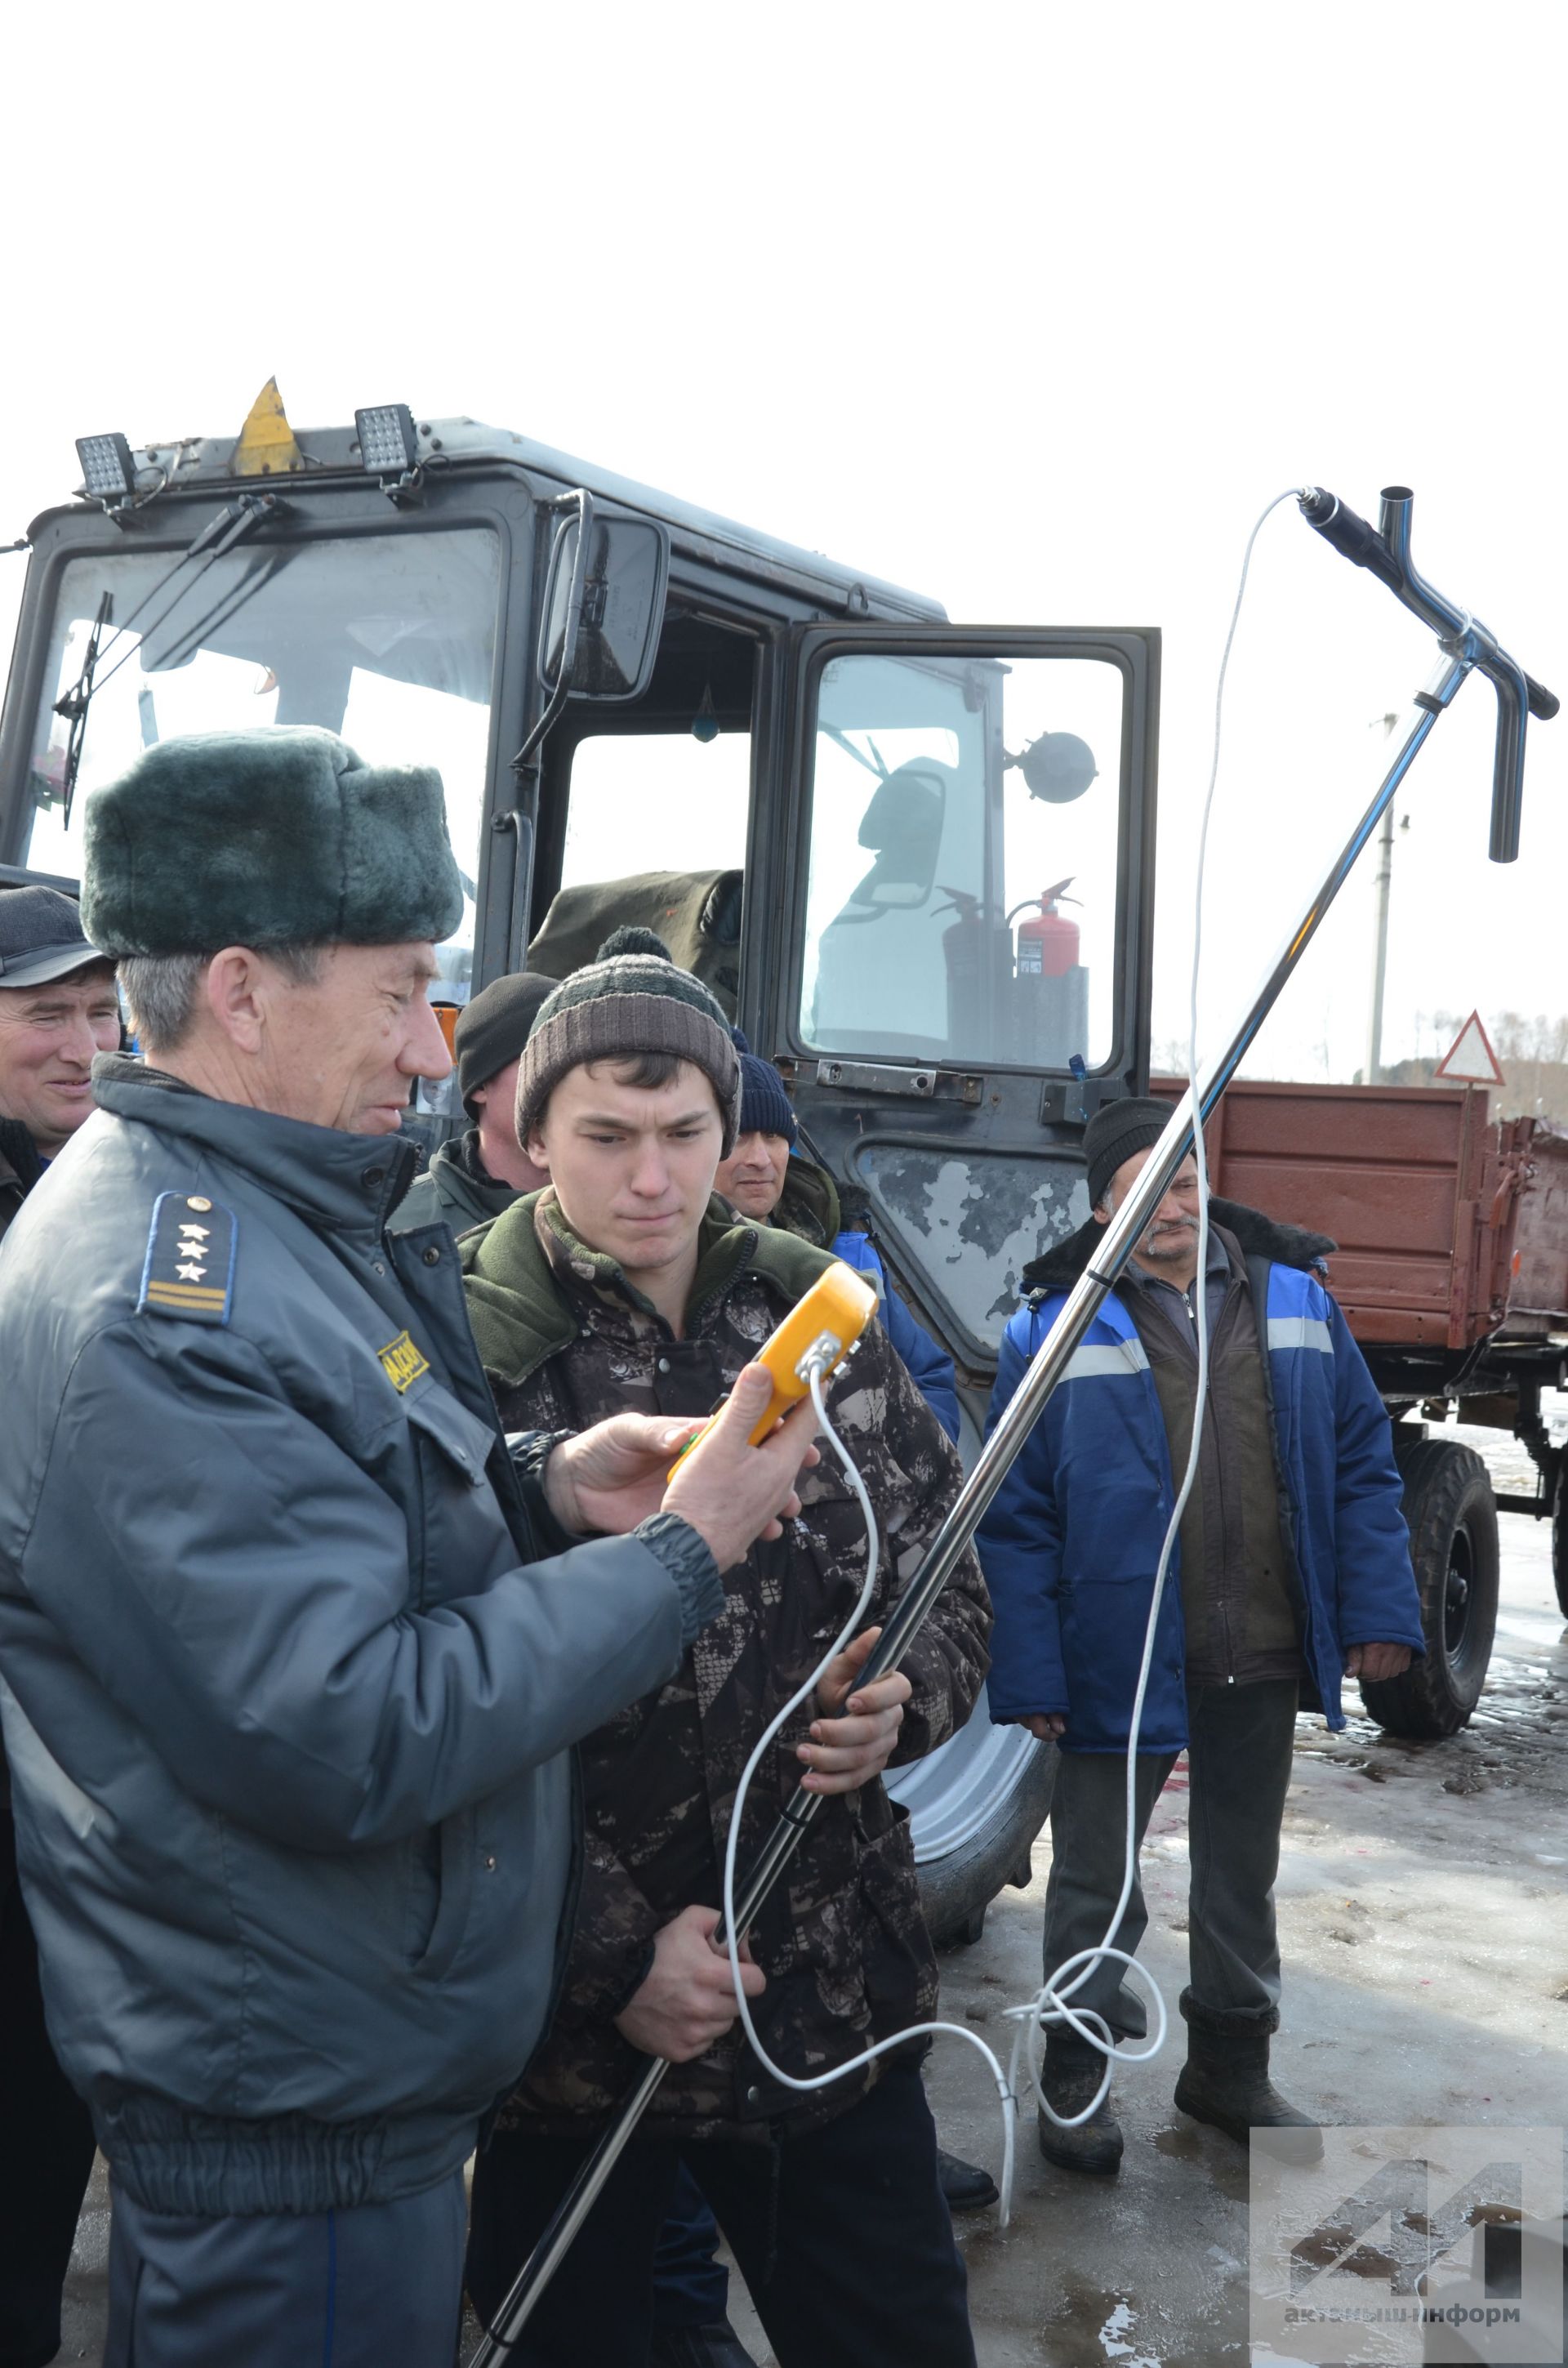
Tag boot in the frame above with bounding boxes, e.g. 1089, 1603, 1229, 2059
1036, 2031, 1124, 2175
1172, 1990, 1324, 2164
938, 2147, 1000, 2212
649, 2317, 760, 2368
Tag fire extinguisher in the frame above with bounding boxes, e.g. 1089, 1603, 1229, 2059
1009, 876, 1081, 977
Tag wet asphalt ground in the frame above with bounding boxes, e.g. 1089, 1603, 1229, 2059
51, 1420, 1568, 2366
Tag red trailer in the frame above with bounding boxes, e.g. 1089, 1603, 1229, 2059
1156, 1076, 1568, 1735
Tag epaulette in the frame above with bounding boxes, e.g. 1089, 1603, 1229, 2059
137, 1191, 238, 1326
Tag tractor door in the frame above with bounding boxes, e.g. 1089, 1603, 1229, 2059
752, 623, 1160, 1407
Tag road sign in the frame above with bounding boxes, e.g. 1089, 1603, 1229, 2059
1435, 1010, 1504, 1086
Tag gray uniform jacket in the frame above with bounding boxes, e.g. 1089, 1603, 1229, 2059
0, 1059, 718, 2218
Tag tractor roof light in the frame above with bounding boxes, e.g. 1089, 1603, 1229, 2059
75, 433, 137, 506
354, 404, 420, 477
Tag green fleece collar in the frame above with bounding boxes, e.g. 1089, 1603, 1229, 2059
458, 1189, 837, 1387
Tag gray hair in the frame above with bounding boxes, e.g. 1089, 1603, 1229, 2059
119, 944, 327, 1055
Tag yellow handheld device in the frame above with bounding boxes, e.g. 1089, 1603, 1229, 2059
668, 1260, 880, 1477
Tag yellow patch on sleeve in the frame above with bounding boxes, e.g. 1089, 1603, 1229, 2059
377, 1330, 431, 1393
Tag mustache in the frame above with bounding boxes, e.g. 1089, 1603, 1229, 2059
1143, 1212, 1200, 1236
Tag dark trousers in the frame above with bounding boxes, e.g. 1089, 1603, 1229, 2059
1040, 1679, 1298, 2040
105, 2167, 466, 2368
466, 2063, 975, 2368
0, 1877, 96, 2368
650, 2164, 728, 2329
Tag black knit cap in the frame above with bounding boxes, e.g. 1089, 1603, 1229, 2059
516, 928, 742, 1153
455, 971, 555, 1118
731, 1028, 797, 1146
1082, 1095, 1178, 1210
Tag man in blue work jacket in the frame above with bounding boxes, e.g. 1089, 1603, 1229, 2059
0, 728, 817, 2368
979, 1097, 1423, 2176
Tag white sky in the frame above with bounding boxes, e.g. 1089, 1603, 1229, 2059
3, 0, 1563, 1085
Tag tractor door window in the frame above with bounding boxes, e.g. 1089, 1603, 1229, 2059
559, 731, 751, 888
798, 651, 1125, 1071
526, 729, 753, 1017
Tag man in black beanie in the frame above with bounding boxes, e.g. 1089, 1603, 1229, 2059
978, 1095, 1422, 2181
394, 970, 556, 1235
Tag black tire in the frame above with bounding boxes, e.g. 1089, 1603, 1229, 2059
1552, 1458, 1568, 1622
888, 1694, 1057, 1948
1361, 1438, 1499, 1738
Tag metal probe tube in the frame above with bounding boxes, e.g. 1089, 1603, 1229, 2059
472, 656, 1470, 2363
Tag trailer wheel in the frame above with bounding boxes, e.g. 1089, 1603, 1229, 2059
1552, 1462, 1568, 1622
886, 1688, 1057, 1949
1361, 1439, 1499, 1738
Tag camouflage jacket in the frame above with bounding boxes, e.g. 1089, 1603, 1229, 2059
458, 1191, 991, 2140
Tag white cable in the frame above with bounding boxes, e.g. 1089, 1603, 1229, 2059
717, 489, 1301, 2219
720, 1362, 1016, 2227
1004, 486, 1304, 2136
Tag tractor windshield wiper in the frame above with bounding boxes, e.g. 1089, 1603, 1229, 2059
54, 490, 286, 820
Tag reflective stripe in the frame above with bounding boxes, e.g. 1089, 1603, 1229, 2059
1267, 1316, 1334, 1354
1061, 1338, 1151, 1381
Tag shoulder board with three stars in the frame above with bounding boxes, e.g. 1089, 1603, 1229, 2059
137, 1192, 238, 1327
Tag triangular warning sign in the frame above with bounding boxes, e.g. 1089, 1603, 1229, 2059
1435, 1010, 1503, 1085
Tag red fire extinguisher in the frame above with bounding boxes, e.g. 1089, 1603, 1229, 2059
1010, 876, 1081, 977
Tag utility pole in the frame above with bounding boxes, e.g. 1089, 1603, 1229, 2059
1365, 713, 1400, 1084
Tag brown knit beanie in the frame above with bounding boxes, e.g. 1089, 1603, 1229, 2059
516, 927, 742, 1153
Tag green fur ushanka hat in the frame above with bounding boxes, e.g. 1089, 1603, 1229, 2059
80, 726, 463, 957
517, 927, 742, 1153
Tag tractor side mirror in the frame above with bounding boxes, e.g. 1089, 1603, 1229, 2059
537, 508, 670, 703
1008, 731, 1098, 805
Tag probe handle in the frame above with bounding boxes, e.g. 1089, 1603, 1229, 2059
1524, 670, 1560, 723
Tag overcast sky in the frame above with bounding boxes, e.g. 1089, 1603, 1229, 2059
4, 0, 1562, 1085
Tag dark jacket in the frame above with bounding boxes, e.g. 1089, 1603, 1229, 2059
0, 1117, 43, 1898
0, 1116, 41, 1245
978, 1199, 1424, 1754
458, 1190, 991, 2141
392, 1126, 519, 1236
0, 1061, 716, 2216
771, 1156, 961, 1444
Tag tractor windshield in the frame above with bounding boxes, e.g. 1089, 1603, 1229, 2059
21, 525, 501, 995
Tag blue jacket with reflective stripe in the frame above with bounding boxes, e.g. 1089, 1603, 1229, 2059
978, 1206, 1424, 1753
831, 1232, 961, 1445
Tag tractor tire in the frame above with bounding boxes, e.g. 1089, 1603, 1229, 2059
1361, 1438, 1499, 1739
886, 1686, 1057, 1948
1552, 1460, 1568, 1622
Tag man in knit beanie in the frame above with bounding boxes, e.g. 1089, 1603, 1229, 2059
457, 930, 990, 2368
393, 970, 557, 1236
978, 1093, 1421, 2183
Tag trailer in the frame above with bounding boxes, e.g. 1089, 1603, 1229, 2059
1155, 1074, 1568, 1734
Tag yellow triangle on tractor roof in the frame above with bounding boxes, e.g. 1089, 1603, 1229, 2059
231, 377, 304, 476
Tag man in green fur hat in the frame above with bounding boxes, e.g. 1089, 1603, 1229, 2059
457, 926, 991, 2368
0, 732, 817, 2368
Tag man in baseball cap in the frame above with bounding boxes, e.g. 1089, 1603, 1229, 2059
0, 886, 115, 2368
0, 887, 120, 1238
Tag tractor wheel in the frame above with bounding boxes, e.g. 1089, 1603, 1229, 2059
887, 1687, 1057, 1948
1552, 1460, 1568, 1621
1361, 1439, 1499, 1739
